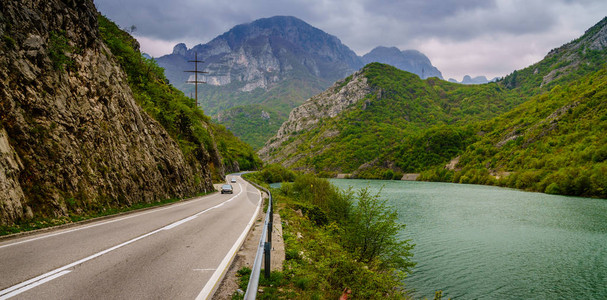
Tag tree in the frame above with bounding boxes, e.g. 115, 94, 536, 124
343, 188, 415, 272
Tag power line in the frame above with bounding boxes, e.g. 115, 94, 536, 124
184, 52, 207, 107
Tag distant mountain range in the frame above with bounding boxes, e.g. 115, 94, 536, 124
448, 75, 500, 84
155, 16, 442, 149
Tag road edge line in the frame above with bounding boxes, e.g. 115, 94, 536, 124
196, 183, 263, 300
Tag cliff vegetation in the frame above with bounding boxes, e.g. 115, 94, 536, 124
0, 0, 259, 230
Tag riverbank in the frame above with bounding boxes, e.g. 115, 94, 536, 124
239, 170, 415, 299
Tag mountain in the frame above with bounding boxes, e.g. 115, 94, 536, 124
361, 46, 443, 79
259, 63, 521, 174
158, 16, 362, 94
424, 67, 607, 198
155, 16, 364, 149
448, 75, 498, 84
261, 16, 607, 198
0, 0, 259, 226
156, 17, 443, 149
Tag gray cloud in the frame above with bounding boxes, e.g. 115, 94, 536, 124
94, 0, 607, 80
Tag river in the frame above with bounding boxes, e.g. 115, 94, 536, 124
329, 179, 607, 299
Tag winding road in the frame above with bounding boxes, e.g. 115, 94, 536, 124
0, 175, 261, 300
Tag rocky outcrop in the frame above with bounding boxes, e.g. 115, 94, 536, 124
259, 70, 371, 161
0, 0, 216, 225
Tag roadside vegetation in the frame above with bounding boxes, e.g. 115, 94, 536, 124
240, 165, 415, 299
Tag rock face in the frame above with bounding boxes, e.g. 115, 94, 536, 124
157, 16, 362, 93
362, 46, 443, 79
0, 0, 217, 225
259, 70, 371, 162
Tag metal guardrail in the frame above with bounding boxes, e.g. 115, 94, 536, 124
243, 180, 273, 300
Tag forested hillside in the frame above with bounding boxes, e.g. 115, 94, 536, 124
423, 67, 607, 197
261, 63, 523, 177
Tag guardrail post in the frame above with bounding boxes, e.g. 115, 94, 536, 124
264, 242, 271, 278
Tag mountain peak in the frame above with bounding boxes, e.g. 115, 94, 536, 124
172, 43, 187, 56
362, 46, 442, 79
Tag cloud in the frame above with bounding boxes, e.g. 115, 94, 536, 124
94, 0, 607, 79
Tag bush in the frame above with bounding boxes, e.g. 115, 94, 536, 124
545, 182, 561, 194
342, 188, 415, 272
256, 164, 296, 183
291, 174, 351, 223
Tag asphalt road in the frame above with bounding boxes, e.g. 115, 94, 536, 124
0, 175, 261, 300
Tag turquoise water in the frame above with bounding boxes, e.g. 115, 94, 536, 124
329, 179, 607, 299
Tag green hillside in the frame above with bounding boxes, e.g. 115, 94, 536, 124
272, 63, 522, 176
98, 15, 261, 176
423, 67, 607, 198
216, 104, 283, 149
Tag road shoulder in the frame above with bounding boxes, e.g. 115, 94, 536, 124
212, 194, 285, 299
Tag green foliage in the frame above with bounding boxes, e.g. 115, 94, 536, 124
97, 15, 260, 175
245, 170, 414, 298
2, 34, 16, 49
48, 30, 74, 71
285, 174, 352, 223
274, 63, 521, 178
216, 105, 283, 150
442, 67, 607, 198
249, 163, 296, 184
212, 123, 262, 171
343, 188, 415, 271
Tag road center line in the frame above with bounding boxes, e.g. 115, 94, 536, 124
0, 192, 219, 249
0, 185, 244, 299
0, 270, 71, 300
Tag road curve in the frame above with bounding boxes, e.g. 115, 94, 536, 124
0, 175, 261, 300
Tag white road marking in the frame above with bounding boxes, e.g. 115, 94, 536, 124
0, 270, 72, 300
196, 183, 262, 300
0, 194, 216, 249
0, 186, 245, 299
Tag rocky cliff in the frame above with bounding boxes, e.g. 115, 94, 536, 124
0, 0, 218, 225
157, 16, 361, 95
259, 70, 372, 164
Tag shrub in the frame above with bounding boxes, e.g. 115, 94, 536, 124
545, 182, 561, 194
342, 188, 415, 272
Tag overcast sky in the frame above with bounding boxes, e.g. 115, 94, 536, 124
94, 0, 607, 81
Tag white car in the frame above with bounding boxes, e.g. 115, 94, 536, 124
231, 178, 237, 183
221, 184, 233, 194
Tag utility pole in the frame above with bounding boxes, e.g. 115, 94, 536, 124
184, 52, 207, 107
